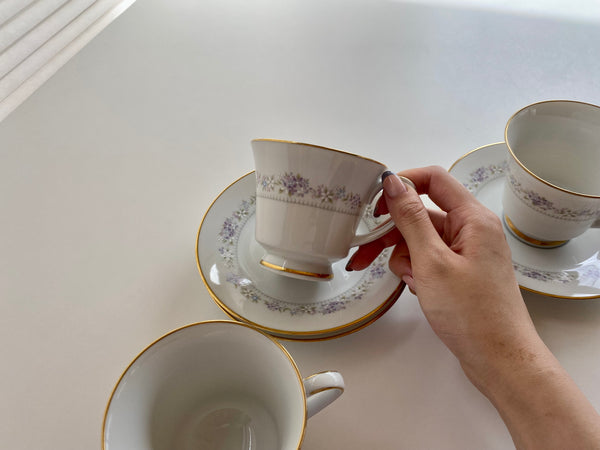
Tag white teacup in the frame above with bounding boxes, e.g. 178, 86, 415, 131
503, 100, 600, 248
251, 139, 414, 280
103, 321, 344, 450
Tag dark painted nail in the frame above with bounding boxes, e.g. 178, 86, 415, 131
382, 170, 395, 181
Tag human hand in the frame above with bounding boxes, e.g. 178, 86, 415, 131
347, 166, 600, 448
346, 166, 539, 378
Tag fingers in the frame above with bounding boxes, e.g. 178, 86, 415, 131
382, 172, 446, 258
346, 230, 406, 271
347, 208, 447, 270
397, 166, 477, 213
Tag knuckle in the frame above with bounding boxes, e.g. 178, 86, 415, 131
392, 197, 429, 227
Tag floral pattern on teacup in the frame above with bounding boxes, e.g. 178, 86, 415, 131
217, 194, 391, 316
256, 172, 363, 215
507, 174, 599, 222
460, 162, 585, 287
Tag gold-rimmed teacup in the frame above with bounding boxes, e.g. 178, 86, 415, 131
102, 321, 344, 450
503, 100, 600, 248
252, 139, 414, 280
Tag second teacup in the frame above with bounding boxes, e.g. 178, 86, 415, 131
103, 321, 344, 450
503, 100, 600, 248
251, 139, 414, 281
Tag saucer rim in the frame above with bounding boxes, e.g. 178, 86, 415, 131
196, 171, 406, 339
450, 142, 600, 300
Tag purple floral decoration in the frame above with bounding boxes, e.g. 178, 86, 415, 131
256, 172, 364, 214
462, 162, 507, 193
216, 193, 393, 316
508, 174, 599, 221
280, 173, 311, 197
512, 262, 576, 284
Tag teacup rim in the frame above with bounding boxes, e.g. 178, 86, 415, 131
101, 320, 307, 449
504, 99, 600, 199
251, 138, 387, 168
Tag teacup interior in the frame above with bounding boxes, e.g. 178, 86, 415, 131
104, 322, 306, 450
506, 101, 600, 196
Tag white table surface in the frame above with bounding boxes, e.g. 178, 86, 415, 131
1, 1, 600, 448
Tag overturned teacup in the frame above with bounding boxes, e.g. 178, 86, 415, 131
102, 321, 344, 450
503, 100, 600, 248
252, 139, 414, 281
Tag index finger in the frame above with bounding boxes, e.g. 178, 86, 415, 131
397, 165, 477, 213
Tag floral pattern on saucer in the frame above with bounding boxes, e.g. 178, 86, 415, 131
461, 160, 583, 289
217, 193, 390, 316
450, 142, 600, 299
256, 172, 363, 214
512, 261, 577, 284
462, 162, 507, 193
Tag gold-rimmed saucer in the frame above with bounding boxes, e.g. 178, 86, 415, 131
449, 143, 600, 299
196, 172, 405, 340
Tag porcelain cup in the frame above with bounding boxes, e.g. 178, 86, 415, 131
502, 100, 600, 248
251, 139, 414, 280
103, 321, 344, 450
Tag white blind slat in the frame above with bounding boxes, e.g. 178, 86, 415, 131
0, 0, 135, 121
0, 0, 38, 27
0, 0, 72, 52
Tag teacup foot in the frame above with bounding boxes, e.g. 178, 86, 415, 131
503, 215, 569, 249
259, 254, 333, 281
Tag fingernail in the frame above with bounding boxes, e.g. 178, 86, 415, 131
345, 254, 356, 271
382, 171, 407, 198
373, 203, 381, 217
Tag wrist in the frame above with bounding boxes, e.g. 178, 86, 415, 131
460, 329, 555, 401
461, 332, 600, 449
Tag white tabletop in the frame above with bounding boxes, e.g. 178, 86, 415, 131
1, 1, 600, 448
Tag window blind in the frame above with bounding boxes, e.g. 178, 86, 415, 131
0, 0, 136, 122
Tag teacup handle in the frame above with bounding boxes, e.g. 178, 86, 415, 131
303, 371, 345, 419
350, 175, 416, 247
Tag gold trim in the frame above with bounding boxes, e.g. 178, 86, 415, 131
251, 138, 386, 167
504, 215, 568, 248
306, 386, 345, 396
448, 144, 600, 300
448, 142, 505, 172
195, 172, 406, 339
102, 320, 308, 450
504, 100, 600, 199
303, 370, 341, 382
520, 284, 600, 300
260, 259, 333, 280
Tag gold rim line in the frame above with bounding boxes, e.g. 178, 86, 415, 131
504, 100, 600, 199
306, 386, 346, 396
251, 138, 387, 168
195, 172, 406, 338
520, 284, 600, 300
258, 282, 405, 341
504, 215, 568, 248
448, 142, 505, 172
303, 370, 341, 381
448, 144, 600, 300
260, 259, 333, 280
101, 320, 308, 450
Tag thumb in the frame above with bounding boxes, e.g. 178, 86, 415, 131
382, 171, 445, 256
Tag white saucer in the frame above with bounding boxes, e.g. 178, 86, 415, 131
449, 143, 600, 299
196, 172, 405, 340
